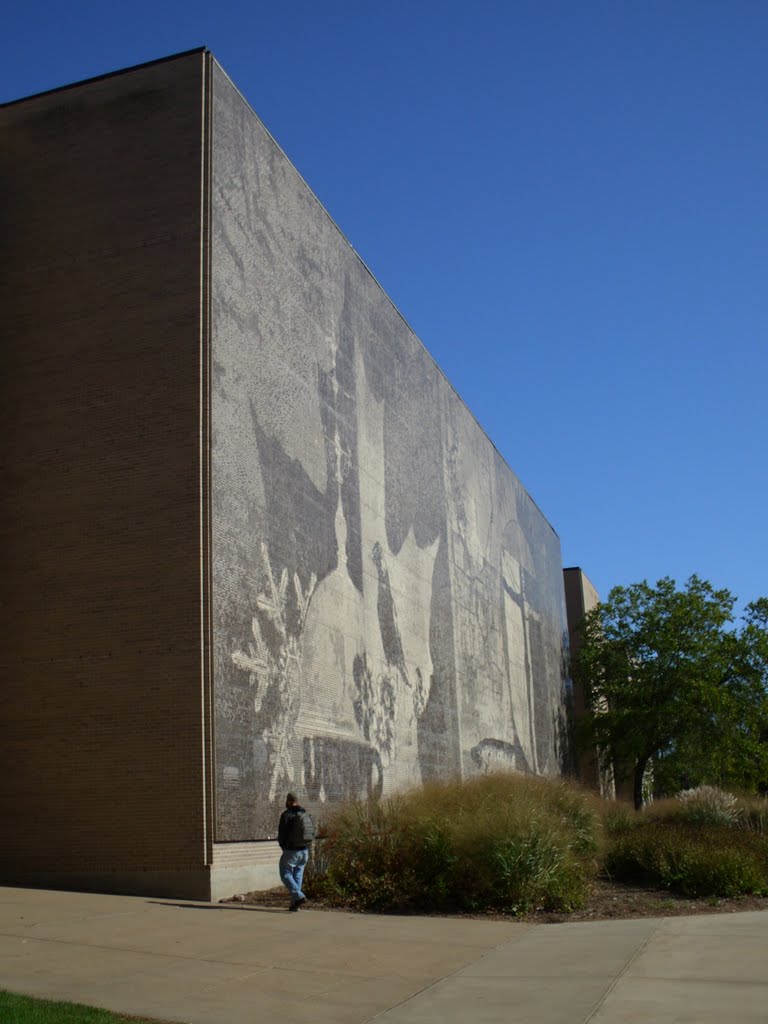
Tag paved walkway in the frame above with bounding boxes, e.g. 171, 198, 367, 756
1, 886, 766, 1023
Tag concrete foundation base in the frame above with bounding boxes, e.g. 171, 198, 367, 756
0, 842, 282, 903
210, 840, 282, 901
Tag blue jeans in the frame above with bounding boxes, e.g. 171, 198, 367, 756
279, 847, 309, 901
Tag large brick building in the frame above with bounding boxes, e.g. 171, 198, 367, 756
1, 50, 574, 900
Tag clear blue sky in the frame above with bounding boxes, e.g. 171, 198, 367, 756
3, 1, 766, 612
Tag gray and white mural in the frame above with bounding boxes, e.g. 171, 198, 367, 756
210, 63, 570, 841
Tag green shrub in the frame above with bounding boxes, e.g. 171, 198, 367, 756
306, 800, 410, 911
605, 822, 768, 897
309, 773, 601, 914
310, 778, 768, 910
479, 828, 590, 913
602, 802, 639, 837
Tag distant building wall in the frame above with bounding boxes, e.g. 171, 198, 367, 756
563, 567, 613, 795
0, 51, 212, 897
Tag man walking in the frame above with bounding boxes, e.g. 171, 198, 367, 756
278, 792, 315, 911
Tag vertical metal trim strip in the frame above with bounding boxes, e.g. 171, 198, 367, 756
199, 50, 215, 865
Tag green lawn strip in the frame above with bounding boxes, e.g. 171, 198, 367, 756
0, 990, 174, 1024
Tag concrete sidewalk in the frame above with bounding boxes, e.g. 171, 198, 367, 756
1, 886, 766, 1023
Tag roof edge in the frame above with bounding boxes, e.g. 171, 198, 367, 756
0, 47, 209, 109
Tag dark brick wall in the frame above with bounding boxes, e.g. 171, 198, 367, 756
0, 52, 211, 880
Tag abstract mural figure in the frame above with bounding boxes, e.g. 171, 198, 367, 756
372, 541, 409, 686
471, 737, 530, 774
237, 329, 445, 797
297, 404, 367, 742
303, 734, 384, 803
231, 543, 316, 802
352, 652, 397, 764
501, 548, 539, 774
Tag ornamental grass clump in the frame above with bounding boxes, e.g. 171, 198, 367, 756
605, 822, 768, 897
308, 773, 602, 915
675, 785, 742, 827
641, 785, 768, 832
601, 802, 639, 838
738, 795, 768, 834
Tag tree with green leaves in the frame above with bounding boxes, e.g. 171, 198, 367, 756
573, 576, 768, 808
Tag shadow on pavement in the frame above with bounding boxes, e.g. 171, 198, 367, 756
147, 901, 288, 915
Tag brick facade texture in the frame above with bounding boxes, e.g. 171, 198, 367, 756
0, 52, 211, 886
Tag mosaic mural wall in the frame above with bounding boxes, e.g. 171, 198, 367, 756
210, 63, 570, 841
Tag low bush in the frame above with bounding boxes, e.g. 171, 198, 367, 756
638, 786, 767, 835
735, 794, 768, 834
308, 777, 768, 914
307, 773, 602, 915
605, 822, 768, 897
602, 802, 639, 838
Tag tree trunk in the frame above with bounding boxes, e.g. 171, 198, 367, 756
633, 756, 649, 810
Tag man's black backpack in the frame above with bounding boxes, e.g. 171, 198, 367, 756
285, 809, 316, 847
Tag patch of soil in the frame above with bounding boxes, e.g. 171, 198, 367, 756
221, 878, 767, 924
525, 878, 768, 924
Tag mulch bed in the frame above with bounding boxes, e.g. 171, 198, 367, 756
221, 878, 768, 924
526, 878, 768, 923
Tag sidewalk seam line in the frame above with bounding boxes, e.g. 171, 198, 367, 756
579, 917, 664, 1024
360, 925, 533, 1023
